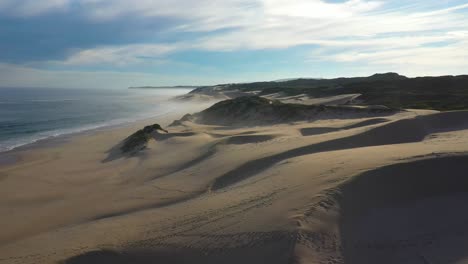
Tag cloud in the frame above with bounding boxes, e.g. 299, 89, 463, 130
189, 0, 468, 51
310, 30, 468, 76
327, 38, 468, 67
62, 44, 179, 66
416, 2, 468, 16
4, 1, 468, 51
1, 0, 468, 85
263, 0, 382, 19
0, 0, 70, 16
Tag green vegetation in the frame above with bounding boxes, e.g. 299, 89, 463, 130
192, 96, 395, 126
120, 124, 168, 153
191, 73, 468, 110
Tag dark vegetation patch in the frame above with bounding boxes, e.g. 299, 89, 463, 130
120, 124, 168, 153
190, 96, 395, 126
191, 73, 468, 110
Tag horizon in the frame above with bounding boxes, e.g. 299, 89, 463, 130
1, 1, 468, 89
3, 71, 468, 90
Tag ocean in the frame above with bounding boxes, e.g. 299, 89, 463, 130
0, 87, 192, 152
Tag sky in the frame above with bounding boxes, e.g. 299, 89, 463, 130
0, 0, 468, 88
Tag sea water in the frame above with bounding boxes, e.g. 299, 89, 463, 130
0, 87, 191, 152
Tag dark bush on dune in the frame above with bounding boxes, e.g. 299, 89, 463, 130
120, 124, 167, 153
169, 113, 194, 127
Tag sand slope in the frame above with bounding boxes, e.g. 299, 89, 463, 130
1, 108, 468, 264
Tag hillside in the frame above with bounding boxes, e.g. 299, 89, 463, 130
129, 86, 200, 89
172, 96, 396, 126
189, 73, 468, 110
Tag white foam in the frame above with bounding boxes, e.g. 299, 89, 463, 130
0, 105, 175, 153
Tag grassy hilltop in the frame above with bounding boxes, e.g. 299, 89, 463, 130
190, 73, 468, 111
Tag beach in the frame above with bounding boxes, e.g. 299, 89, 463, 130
1, 93, 468, 264
2, 0, 468, 262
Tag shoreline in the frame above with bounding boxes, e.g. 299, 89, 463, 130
0, 87, 196, 156
0, 112, 166, 167
0, 99, 214, 169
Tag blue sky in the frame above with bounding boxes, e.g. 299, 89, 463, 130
0, 0, 467, 88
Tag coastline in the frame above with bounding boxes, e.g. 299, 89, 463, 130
0, 99, 214, 169
0, 87, 195, 155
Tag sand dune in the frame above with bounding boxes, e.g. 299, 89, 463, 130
1, 108, 468, 264
300, 118, 389, 136
335, 155, 468, 263
212, 112, 468, 190
172, 96, 397, 127
264, 93, 361, 106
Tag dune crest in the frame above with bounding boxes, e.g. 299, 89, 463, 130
171, 96, 397, 127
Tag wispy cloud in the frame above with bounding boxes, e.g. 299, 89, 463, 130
320, 34, 468, 76
62, 44, 179, 66
1, 0, 467, 87
0, 0, 70, 16
192, 1, 468, 50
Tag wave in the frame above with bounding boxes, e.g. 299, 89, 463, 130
0, 87, 193, 153
0, 99, 80, 104
0, 106, 175, 153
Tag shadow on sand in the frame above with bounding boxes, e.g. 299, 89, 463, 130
61, 230, 296, 264
101, 131, 197, 163
299, 118, 390, 136
212, 111, 468, 190
336, 155, 468, 264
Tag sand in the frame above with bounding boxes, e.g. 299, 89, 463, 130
1, 104, 468, 264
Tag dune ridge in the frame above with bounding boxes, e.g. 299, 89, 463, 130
211, 111, 468, 190
171, 96, 397, 127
